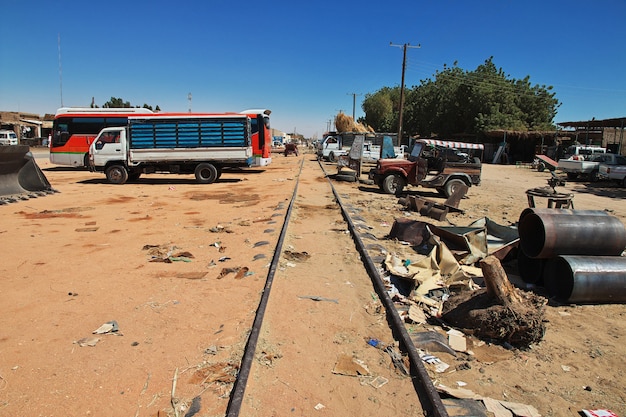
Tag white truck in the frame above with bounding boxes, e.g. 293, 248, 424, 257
557, 146, 614, 182
598, 154, 626, 187
89, 114, 253, 184
317, 132, 401, 162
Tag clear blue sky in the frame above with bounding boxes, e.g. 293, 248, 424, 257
1, 0, 625, 138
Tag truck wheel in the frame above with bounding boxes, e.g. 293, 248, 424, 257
566, 172, 578, 180
622, 177, 626, 188
328, 152, 336, 162
382, 174, 405, 195
128, 172, 142, 182
215, 166, 223, 180
443, 178, 467, 198
589, 170, 600, 182
195, 163, 218, 184
105, 165, 128, 184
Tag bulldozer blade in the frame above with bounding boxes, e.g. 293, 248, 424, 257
0, 145, 55, 199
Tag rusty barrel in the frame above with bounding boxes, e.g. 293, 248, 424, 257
518, 209, 626, 259
543, 255, 626, 303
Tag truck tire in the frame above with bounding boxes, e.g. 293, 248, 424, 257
195, 163, 218, 184
537, 162, 546, 172
382, 174, 405, 195
328, 152, 336, 162
566, 172, 578, 180
128, 172, 142, 182
589, 170, 600, 182
443, 178, 467, 198
622, 176, 626, 188
105, 165, 128, 185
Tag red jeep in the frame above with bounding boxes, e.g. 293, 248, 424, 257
368, 139, 483, 197
284, 143, 299, 156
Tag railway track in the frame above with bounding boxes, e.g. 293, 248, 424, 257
0, 152, 449, 416
225, 155, 449, 417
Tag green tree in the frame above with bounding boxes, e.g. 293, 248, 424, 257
99, 97, 161, 111
364, 57, 560, 138
103, 97, 132, 108
361, 87, 398, 132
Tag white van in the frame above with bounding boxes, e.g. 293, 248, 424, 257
0, 130, 18, 145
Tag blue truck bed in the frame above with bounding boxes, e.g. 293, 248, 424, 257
129, 116, 250, 149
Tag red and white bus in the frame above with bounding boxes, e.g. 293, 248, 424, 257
241, 109, 272, 167
51, 107, 272, 167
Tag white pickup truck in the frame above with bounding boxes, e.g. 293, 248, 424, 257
557, 152, 620, 181
598, 154, 626, 187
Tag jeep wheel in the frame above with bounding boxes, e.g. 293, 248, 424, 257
443, 178, 467, 198
382, 174, 405, 195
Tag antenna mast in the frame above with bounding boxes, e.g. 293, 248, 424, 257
58, 33, 64, 107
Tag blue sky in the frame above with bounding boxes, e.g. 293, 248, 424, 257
1, 0, 625, 138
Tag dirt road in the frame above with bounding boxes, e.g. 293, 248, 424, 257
0, 149, 624, 416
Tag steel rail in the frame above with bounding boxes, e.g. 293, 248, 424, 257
225, 157, 305, 417
226, 157, 448, 417
318, 162, 449, 417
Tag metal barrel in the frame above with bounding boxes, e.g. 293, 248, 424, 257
543, 255, 626, 303
518, 210, 626, 259
518, 207, 610, 224
517, 249, 545, 284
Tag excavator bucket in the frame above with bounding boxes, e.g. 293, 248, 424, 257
0, 145, 55, 203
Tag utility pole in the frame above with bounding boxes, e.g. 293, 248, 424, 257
390, 42, 420, 146
347, 92, 362, 121
188, 93, 192, 113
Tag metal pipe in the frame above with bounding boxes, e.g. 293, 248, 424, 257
518, 207, 609, 224
518, 210, 626, 258
543, 255, 626, 303
517, 249, 545, 284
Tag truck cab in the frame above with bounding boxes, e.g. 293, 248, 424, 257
368, 139, 483, 197
89, 127, 129, 182
316, 134, 346, 162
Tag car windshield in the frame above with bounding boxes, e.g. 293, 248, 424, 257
410, 142, 425, 158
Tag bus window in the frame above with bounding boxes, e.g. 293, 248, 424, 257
250, 117, 259, 134
52, 123, 70, 146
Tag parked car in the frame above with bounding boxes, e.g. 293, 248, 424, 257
557, 153, 622, 182
0, 130, 18, 145
284, 143, 298, 157
598, 154, 626, 187
368, 139, 483, 197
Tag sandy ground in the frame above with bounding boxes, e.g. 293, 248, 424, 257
0, 148, 624, 417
